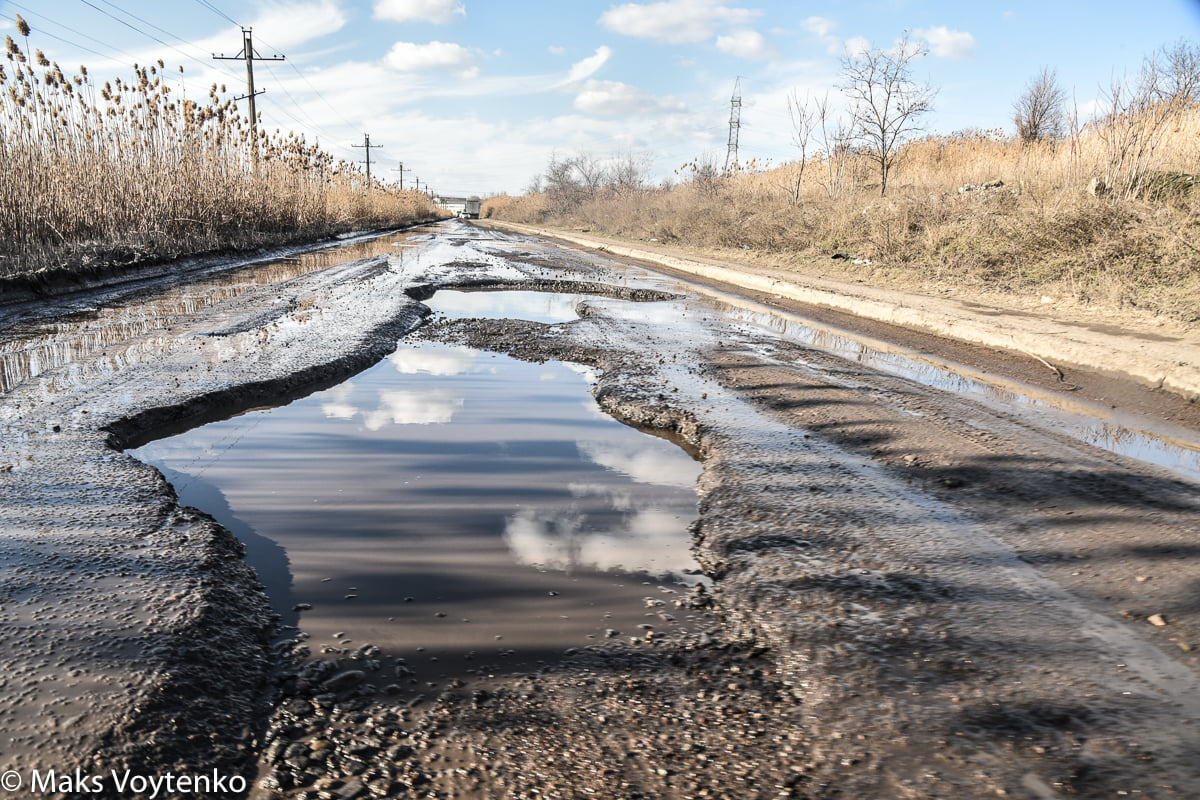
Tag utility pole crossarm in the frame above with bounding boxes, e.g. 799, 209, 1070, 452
352, 133, 383, 182
213, 28, 285, 148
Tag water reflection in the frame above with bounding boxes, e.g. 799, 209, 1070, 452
132, 340, 703, 680
430, 290, 585, 323
0, 229, 432, 396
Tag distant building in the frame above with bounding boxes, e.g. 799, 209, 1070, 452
434, 195, 482, 219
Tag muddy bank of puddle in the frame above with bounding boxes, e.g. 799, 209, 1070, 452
132, 306, 704, 684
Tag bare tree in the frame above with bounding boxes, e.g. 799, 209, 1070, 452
541, 151, 613, 215
1013, 67, 1067, 143
840, 34, 935, 195
815, 94, 855, 198
542, 152, 584, 216
786, 89, 818, 203
608, 150, 652, 197
1149, 39, 1200, 106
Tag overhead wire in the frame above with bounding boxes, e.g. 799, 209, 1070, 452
22, 0, 363, 166
191, 0, 238, 27
256, 33, 360, 130
5, 3, 137, 64
70, 0, 245, 85
183, 5, 361, 159
4, 2, 138, 63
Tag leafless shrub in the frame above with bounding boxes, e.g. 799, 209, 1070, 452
1014, 67, 1067, 143
786, 90, 818, 203
1150, 39, 1200, 106
840, 34, 936, 196
1097, 54, 1193, 198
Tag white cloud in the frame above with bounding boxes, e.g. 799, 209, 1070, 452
599, 0, 760, 44
573, 80, 686, 116
388, 344, 476, 375
193, 0, 346, 57
715, 29, 776, 61
577, 439, 698, 488
843, 35, 871, 58
364, 389, 462, 428
801, 15, 843, 54
566, 46, 612, 83
914, 26, 976, 59
384, 40, 477, 77
548, 45, 566, 56
373, 0, 465, 24
802, 16, 836, 38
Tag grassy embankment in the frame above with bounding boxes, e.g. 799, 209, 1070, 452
485, 110, 1200, 325
0, 20, 444, 282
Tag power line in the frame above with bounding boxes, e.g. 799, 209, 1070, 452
213, 27, 284, 147
71, 0, 244, 84
180, 1, 359, 137
352, 133, 382, 181
259, 59, 343, 143
4, 3, 136, 63
192, 0, 239, 26
256, 33, 359, 131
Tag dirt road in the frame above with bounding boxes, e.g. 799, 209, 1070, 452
2, 221, 1199, 799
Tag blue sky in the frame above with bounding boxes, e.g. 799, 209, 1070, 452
4, 0, 1199, 195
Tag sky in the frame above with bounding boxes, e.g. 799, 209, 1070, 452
4, 0, 1200, 196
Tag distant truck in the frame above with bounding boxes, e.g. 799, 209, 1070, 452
460, 197, 482, 219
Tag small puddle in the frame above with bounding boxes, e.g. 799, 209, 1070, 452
131, 338, 704, 685
431, 289, 586, 323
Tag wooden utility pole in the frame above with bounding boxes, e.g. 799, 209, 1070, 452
353, 133, 382, 183
391, 161, 405, 190
213, 28, 284, 152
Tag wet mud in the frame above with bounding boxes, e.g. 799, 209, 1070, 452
3, 221, 1200, 798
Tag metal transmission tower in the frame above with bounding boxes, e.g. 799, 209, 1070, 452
724, 77, 742, 172
213, 28, 284, 153
353, 134, 383, 182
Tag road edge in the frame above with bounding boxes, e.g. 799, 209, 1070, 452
480, 220, 1200, 402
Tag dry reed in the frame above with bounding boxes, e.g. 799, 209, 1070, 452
0, 22, 442, 280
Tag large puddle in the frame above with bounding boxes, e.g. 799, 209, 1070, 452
132, 328, 704, 684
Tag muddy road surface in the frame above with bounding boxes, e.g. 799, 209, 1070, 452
2, 220, 1200, 799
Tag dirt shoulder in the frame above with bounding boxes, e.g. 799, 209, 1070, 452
479, 221, 1200, 403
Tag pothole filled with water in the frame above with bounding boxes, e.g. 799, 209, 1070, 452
430, 289, 587, 323
131, 336, 705, 686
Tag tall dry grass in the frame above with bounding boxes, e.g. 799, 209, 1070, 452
486, 112, 1200, 322
0, 23, 442, 280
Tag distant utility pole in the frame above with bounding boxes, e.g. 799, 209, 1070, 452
725, 76, 742, 172
391, 161, 405, 190
213, 28, 284, 150
353, 133, 383, 182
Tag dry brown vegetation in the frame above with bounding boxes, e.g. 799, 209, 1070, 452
486, 47, 1200, 324
0, 19, 442, 281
